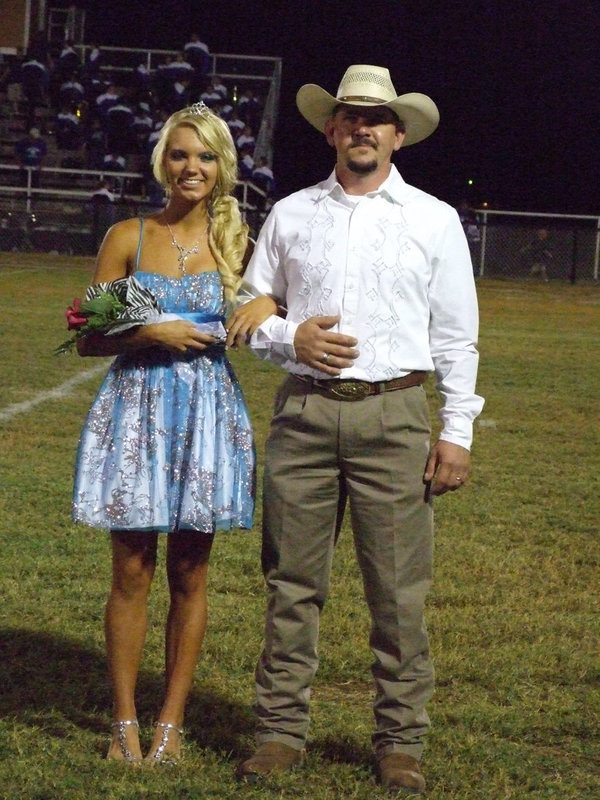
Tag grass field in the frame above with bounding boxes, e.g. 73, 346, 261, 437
0, 253, 598, 800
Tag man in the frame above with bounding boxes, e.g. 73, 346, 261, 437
20, 57, 48, 129
252, 156, 276, 206
183, 32, 210, 69
234, 64, 484, 795
57, 39, 80, 78
95, 83, 120, 118
15, 127, 47, 188
521, 228, 552, 282
457, 200, 482, 275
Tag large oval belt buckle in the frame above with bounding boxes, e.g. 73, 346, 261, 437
329, 380, 371, 400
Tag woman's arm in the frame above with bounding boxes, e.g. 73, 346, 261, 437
77, 319, 218, 357
225, 294, 280, 349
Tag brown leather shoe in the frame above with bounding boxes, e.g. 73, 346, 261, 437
236, 741, 303, 783
378, 753, 426, 795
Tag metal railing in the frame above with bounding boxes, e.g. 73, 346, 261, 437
0, 163, 597, 281
72, 44, 281, 84
0, 164, 269, 255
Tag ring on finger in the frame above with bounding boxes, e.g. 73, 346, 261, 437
321, 352, 329, 363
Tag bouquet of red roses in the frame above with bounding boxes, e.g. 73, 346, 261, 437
55, 276, 161, 354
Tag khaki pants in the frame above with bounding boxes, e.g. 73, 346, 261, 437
254, 375, 435, 759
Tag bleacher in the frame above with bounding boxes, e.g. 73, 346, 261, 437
0, 35, 282, 253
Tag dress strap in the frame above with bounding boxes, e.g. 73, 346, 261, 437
134, 217, 144, 272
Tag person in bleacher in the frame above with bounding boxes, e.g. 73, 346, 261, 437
105, 98, 135, 153
56, 105, 82, 151
183, 33, 210, 74
183, 34, 210, 98
58, 40, 81, 79
85, 43, 102, 80
236, 124, 255, 155
95, 83, 120, 118
200, 80, 223, 109
102, 150, 126, 193
1, 47, 24, 105
251, 156, 275, 195
131, 62, 152, 105
102, 151, 126, 171
58, 72, 84, 109
251, 156, 275, 212
237, 144, 254, 180
164, 52, 195, 86
15, 126, 47, 187
227, 108, 245, 137
84, 71, 105, 106
153, 56, 174, 109
237, 88, 262, 129
83, 117, 106, 170
167, 79, 192, 113
214, 97, 233, 121
20, 55, 49, 128
27, 31, 51, 70
211, 75, 228, 101
131, 103, 154, 153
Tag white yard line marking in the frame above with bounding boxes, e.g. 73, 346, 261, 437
0, 364, 108, 423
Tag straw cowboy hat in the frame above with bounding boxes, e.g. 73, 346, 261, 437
296, 64, 439, 146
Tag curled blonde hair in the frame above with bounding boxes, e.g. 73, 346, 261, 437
151, 106, 248, 305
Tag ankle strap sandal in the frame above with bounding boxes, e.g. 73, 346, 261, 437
110, 719, 141, 762
147, 721, 184, 764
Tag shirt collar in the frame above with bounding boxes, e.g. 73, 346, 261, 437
319, 164, 410, 205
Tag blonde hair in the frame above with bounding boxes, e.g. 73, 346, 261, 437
151, 106, 248, 304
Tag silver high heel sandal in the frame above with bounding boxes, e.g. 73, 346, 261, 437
108, 719, 141, 762
146, 721, 184, 764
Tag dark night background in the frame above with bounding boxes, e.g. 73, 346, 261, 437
78, 0, 598, 214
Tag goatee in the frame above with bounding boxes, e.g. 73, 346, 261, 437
347, 157, 378, 175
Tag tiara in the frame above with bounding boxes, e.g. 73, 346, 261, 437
188, 101, 211, 117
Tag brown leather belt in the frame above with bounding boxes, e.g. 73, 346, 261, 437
294, 371, 427, 401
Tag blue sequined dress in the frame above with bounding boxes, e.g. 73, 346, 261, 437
73, 270, 255, 533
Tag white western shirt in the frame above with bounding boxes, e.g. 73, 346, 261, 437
243, 165, 484, 449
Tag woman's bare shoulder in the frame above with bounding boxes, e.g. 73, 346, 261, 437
92, 216, 148, 281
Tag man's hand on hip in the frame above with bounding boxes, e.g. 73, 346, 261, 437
294, 315, 359, 375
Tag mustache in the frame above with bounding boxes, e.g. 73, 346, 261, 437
350, 135, 376, 148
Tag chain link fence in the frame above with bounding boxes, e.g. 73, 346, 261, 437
1, 188, 598, 282
472, 210, 599, 282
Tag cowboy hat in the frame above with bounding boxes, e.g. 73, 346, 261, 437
296, 64, 439, 146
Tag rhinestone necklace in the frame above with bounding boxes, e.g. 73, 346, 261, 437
166, 221, 209, 276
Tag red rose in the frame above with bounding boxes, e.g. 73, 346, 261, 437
65, 298, 88, 330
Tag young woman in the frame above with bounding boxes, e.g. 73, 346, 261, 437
73, 103, 275, 763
